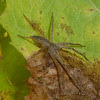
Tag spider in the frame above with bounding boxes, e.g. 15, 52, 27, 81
18, 12, 90, 95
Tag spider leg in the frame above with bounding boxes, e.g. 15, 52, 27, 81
48, 51, 62, 96
18, 35, 31, 39
18, 35, 36, 45
54, 51, 82, 92
63, 46, 91, 63
23, 14, 45, 37
50, 12, 54, 42
23, 14, 33, 29
30, 47, 48, 58
56, 43, 85, 47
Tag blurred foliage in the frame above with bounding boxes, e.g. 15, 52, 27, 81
0, 0, 30, 100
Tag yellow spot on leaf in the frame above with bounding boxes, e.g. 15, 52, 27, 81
4, 32, 8, 37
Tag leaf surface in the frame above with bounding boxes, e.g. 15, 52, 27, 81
0, 35, 30, 100
0, 0, 100, 61
0, 1, 30, 99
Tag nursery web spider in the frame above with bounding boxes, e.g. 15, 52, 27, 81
18, 13, 90, 95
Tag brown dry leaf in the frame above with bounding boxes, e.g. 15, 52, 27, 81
25, 50, 100, 100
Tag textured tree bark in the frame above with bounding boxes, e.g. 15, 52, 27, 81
24, 50, 100, 100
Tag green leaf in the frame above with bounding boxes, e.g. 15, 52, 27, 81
0, 35, 30, 100
0, 0, 30, 100
0, 0, 100, 62
0, 0, 6, 40
0, 0, 6, 15
0, 0, 6, 58
0, 25, 5, 59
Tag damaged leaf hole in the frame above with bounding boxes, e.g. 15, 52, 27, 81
18, 13, 100, 100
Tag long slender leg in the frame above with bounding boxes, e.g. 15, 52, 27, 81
63, 46, 91, 63
18, 35, 31, 39
54, 51, 81, 92
50, 12, 54, 42
30, 47, 48, 58
23, 14, 34, 30
18, 35, 36, 45
49, 51, 62, 96
23, 14, 45, 37
56, 43, 85, 47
